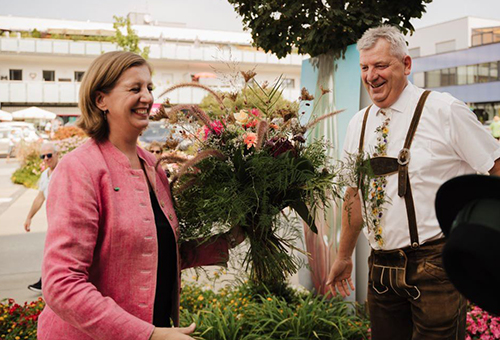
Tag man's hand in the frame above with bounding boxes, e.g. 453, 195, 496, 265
150, 323, 196, 340
24, 218, 32, 232
326, 257, 355, 297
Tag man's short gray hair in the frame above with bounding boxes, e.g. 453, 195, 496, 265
357, 25, 409, 59
41, 141, 58, 153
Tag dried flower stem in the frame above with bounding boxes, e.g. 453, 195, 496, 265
191, 105, 214, 132
171, 149, 227, 185
255, 120, 269, 151
305, 109, 345, 131
159, 82, 226, 109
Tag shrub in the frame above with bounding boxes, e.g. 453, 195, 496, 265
467, 305, 500, 340
179, 280, 370, 340
0, 298, 44, 340
10, 142, 43, 189
52, 126, 86, 140
10, 136, 87, 188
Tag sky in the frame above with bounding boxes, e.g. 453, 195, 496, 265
1, 0, 500, 32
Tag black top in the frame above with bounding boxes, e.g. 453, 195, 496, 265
150, 190, 177, 327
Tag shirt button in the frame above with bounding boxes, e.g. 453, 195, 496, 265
160, 201, 165, 208
168, 213, 173, 221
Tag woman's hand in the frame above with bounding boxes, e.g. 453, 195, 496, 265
150, 323, 196, 340
226, 225, 246, 248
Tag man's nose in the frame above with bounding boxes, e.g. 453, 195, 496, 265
366, 68, 378, 83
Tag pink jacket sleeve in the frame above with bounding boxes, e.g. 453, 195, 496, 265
180, 235, 230, 270
42, 158, 154, 340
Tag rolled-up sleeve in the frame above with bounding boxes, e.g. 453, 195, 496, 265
42, 157, 154, 340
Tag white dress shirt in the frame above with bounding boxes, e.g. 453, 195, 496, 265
342, 82, 500, 250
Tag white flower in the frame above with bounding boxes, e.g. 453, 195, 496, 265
233, 109, 250, 125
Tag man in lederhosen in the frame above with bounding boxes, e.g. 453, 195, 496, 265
326, 25, 500, 340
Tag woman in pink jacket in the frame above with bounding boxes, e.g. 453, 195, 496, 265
38, 51, 244, 340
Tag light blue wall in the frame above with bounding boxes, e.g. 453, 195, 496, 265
300, 45, 361, 155
334, 45, 361, 154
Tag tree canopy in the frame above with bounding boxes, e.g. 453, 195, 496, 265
113, 16, 150, 59
228, 0, 433, 58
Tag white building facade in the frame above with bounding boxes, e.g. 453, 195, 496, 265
0, 14, 304, 122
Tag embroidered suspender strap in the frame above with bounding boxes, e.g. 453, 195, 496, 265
397, 90, 431, 197
357, 90, 431, 249
358, 105, 372, 153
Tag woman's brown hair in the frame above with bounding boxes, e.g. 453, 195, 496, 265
77, 51, 152, 142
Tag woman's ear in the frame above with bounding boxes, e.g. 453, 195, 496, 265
95, 91, 107, 112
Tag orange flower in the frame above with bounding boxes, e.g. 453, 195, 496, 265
244, 133, 257, 149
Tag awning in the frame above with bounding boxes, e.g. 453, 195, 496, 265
0, 109, 13, 121
12, 106, 56, 120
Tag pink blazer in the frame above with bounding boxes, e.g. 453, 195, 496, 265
38, 139, 229, 340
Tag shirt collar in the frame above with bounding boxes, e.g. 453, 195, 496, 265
374, 81, 414, 115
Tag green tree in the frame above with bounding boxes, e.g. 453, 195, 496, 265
227, 0, 433, 59
112, 16, 150, 59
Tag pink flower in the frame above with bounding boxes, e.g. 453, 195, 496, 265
243, 133, 257, 149
203, 120, 224, 139
250, 108, 261, 117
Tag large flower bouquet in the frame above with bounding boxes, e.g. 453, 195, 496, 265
154, 73, 342, 289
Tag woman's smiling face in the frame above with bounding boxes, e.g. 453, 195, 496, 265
98, 64, 154, 137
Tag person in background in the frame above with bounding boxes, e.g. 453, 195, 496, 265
489, 115, 500, 140
148, 141, 164, 161
327, 25, 500, 340
23, 142, 59, 293
38, 51, 245, 340
6, 129, 21, 163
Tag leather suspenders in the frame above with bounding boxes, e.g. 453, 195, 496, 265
358, 90, 431, 249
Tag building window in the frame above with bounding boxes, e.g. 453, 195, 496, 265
467, 65, 477, 84
409, 47, 421, 58
490, 62, 499, 81
75, 71, 85, 82
413, 72, 425, 88
440, 68, 457, 86
435, 40, 456, 54
477, 63, 491, 83
425, 70, 441, 88
283, 78, 295, 88
43, 70, 55, 82
9, 69, 22, 81
457, 66, 467, 85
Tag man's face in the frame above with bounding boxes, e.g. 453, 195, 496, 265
40, 146, 59, 170
359, 39, 412, 108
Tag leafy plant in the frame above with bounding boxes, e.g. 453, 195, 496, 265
155, 76, 342, 292
227, 0, 433, 59
0, 298, 44, 340
112, 16, 150, 59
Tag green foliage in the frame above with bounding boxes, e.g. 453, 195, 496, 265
10, 146, 42, 189
179, 281, 370, 340
112, 16, 150, 59
227, 0, 433, 58
0, 298, 45, 340
169, 78, 341, 292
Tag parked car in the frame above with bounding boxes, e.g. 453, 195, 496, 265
0, 127, 11, 155
139, 121, 193, 150
0, 124, 43, 155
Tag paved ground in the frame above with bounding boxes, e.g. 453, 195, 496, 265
0, 158, 47, 303
0, 157, 311, 305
